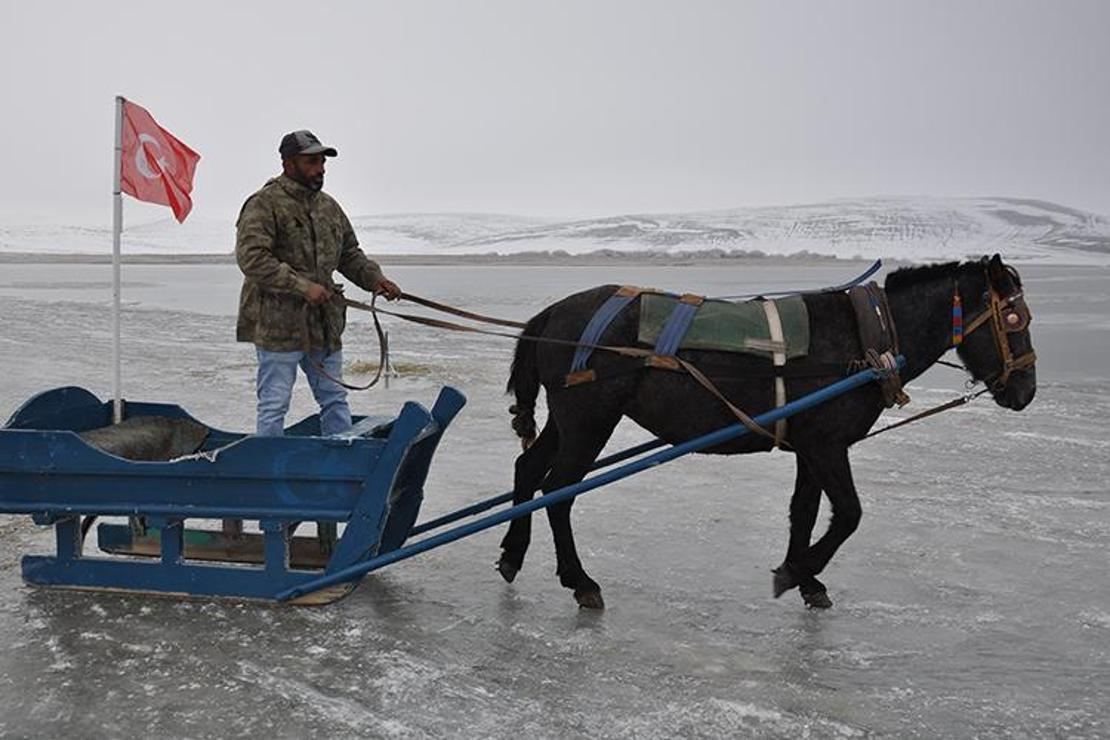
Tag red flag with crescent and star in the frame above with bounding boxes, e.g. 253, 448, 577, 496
119, 100, 200, 222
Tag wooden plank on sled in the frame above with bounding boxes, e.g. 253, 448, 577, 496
28, 580, 357, 606
96, 523, 335, 569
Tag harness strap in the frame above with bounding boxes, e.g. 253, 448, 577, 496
570, 286, 644, 373
760, 299, 788, 447
848, 282, 910, 408
651, 293, 704, 357
565, 369, 598, 386
964, 304, 994, 335
673, 357, 782, 446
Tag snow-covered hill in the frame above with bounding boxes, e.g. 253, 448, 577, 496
2, 197, 1108, 264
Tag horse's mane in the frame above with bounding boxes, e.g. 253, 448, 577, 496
884, 261, 962, 291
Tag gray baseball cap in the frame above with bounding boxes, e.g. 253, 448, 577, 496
279, 130, 338, 158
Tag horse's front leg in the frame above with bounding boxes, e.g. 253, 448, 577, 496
777, 446, 861, 608
498, 421, 558, 583
773, 455, 832, 608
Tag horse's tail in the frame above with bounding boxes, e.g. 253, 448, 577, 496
507, 307, 551, 449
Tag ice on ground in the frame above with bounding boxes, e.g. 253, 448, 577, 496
0, 261, 1107, 737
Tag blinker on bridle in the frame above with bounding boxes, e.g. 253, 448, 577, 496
950, 267, 1036, 392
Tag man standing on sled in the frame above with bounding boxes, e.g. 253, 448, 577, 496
235, 130, 401, 436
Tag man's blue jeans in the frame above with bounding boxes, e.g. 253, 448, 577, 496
255, 348, 352, 436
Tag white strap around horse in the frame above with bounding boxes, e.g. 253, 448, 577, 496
760, 299, 788, 448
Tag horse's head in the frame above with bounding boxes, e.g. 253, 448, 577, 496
955, 254, 1036, 410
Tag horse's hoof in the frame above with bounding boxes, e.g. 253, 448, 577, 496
772, 565, 800, 598
496, 558, 519, 584
575, 589, 605, 610
802, 590, 833, 609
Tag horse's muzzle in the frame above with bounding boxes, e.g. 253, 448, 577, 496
996, 369, 1036, 411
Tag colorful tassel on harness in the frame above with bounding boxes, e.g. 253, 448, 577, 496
952, 292, 964, 345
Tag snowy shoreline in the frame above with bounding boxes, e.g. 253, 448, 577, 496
3, 197, 1109, 266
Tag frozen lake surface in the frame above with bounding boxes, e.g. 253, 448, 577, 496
0, 260, 1107, 737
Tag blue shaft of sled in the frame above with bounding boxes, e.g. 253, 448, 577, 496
409, 438, 666, 536
277, 360, 901, 602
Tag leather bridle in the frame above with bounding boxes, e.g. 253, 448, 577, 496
957, 267, 1036, 394
867, 264, 1036, 440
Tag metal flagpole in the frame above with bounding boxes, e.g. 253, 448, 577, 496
112, 95, 124, 423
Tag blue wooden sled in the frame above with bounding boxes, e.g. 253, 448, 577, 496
0, 385, 466, 604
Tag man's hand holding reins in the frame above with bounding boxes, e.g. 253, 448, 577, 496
304, 282, 333, 305
376, 279, 402, 301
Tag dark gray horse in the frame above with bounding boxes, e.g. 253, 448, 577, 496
499, 255, 1036, 609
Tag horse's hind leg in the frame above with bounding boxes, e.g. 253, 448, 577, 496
774, 456, 832, 608
541, 410, 622, 610
498, 421, 559, 583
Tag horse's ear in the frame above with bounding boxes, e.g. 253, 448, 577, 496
986, 254, 1014, 291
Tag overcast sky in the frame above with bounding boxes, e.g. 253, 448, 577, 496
1, 0, 1107, 226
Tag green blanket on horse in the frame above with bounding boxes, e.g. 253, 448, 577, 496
637, 294, 810, 360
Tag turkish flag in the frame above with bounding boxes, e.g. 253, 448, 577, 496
120, 100, 200, 222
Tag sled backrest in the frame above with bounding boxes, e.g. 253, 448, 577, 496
4, 386, 110, 432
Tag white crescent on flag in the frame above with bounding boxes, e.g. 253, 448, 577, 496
134, 133, 173, 179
